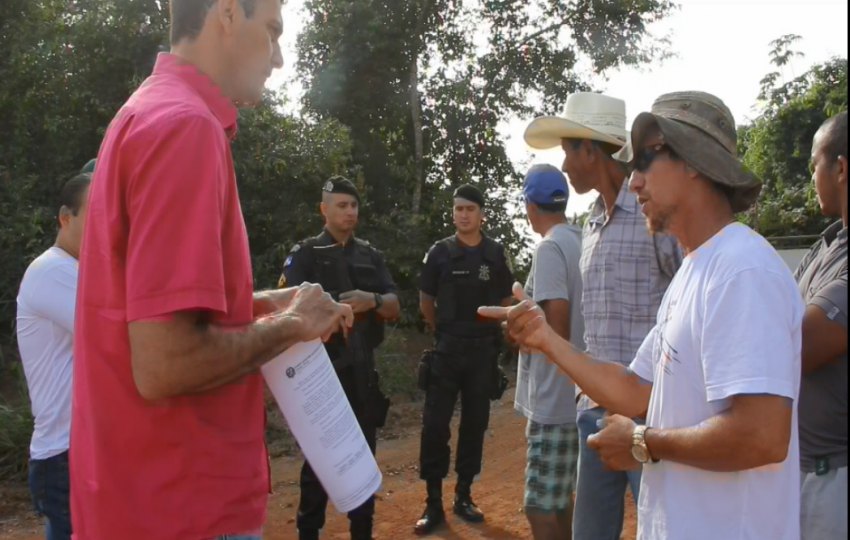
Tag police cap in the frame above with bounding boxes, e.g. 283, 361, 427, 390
322, 175, 360, 203
452, 184, 485, 208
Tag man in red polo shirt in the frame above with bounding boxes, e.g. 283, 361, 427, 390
71, 1, 353, 539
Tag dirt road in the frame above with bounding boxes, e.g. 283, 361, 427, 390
0, 394, 636, 539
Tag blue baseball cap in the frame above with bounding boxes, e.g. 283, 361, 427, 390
522, 164, 569, 205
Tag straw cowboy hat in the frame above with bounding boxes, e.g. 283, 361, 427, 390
524, 92, 628, 150
625, 91, 762, 213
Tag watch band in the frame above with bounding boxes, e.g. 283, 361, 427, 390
633, 425, 659, 463
373, 292, 383, 310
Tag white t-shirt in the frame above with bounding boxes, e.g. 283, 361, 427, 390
515, 223, 585, 424
630, 223, 802, 540
16, 247, 78, 460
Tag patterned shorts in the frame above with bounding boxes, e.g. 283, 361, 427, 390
524, 420, 579, 512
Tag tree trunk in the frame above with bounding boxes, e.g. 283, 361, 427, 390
410, 55, 424, 215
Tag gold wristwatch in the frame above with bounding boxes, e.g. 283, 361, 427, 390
631, 425, 657, 464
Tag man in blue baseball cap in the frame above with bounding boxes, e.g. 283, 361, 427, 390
516, 164, 585, 540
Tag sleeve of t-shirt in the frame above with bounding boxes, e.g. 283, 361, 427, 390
809, 273, 847, 328
629, 324, 659, 383
419, 245, 441, 297
123, 113, 230, 321
374, 251, 398, 294
25, 263, 78, 333
702, 268, 799, 402
282, 245, 312, 288
531, 240, 570, 304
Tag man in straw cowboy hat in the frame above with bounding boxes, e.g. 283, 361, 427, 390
480, 91, 804, 539
524, 92, 681, 539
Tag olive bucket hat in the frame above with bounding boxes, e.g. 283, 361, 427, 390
624, 91, 762, 213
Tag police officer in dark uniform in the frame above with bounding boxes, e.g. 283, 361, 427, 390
280, 176, 400, 540
414, 184, 515, 535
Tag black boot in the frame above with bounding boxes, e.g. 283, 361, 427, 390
452, 477, 484, 523
298, 529, 320, 540
414, 478, 445, 535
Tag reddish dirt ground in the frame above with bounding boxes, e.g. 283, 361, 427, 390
0, 394, 636, 539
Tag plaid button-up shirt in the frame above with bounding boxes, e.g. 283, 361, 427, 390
579, 179, 682, 376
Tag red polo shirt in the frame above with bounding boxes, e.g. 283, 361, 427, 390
71, 53, 268, 539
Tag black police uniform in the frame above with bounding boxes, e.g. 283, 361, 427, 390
418, 233, 514, 491
281, 229, 396, 540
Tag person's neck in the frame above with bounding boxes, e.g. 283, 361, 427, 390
670, 199, 735, 254
597, 160, 626, 217
53, 233, 78, 260
170, 41, 230, 99
325, 226, 353, 245
538, 216, 568, 237
840, 188, 848, 228
456, 230, 482, 247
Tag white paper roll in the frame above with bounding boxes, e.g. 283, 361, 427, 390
261, 340, 382, 513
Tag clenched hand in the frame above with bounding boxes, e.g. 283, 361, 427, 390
283, 283, 354, 342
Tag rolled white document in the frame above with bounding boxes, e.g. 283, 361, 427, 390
261, 339, 382, 513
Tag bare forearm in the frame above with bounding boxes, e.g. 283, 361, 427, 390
253, 288, 293, 318
541, 337, 650, 417
376, 293, 400, 320
420, 296, 436, 331
645, 408, 791, 471
131, 313, 304, 400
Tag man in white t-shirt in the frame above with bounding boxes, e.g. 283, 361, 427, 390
17, 171, 91, 540
515, 164, 585, 540
482, 92, 803, 539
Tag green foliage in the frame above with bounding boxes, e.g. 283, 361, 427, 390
0, 401, 32, 481
232, 94, 354, 291
740, 35, 848, 236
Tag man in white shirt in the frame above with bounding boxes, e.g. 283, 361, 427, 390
17, 171, 91, 540
482, 92, 802, 539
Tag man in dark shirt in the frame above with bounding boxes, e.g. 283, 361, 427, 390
281, 177, 400, 540
414, 184, 514, 535
796, 111, 848, 540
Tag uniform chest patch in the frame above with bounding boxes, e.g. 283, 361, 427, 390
478, 265, 490, 281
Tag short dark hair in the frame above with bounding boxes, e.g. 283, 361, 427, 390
534, 201, 567, 214
59, 173, 92, 216
819, 111, 848, 162
170, 0, 258, 44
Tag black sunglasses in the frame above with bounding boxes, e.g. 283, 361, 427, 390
633, 143, 677, 173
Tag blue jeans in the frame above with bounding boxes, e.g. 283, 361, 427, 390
28, 451, 71, 540
573, 407, 641, 540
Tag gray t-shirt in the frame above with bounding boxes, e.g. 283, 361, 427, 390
794, 221, 848, 470
515, 223, 585, 425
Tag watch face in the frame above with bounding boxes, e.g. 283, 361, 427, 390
631, 445, 649, 463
